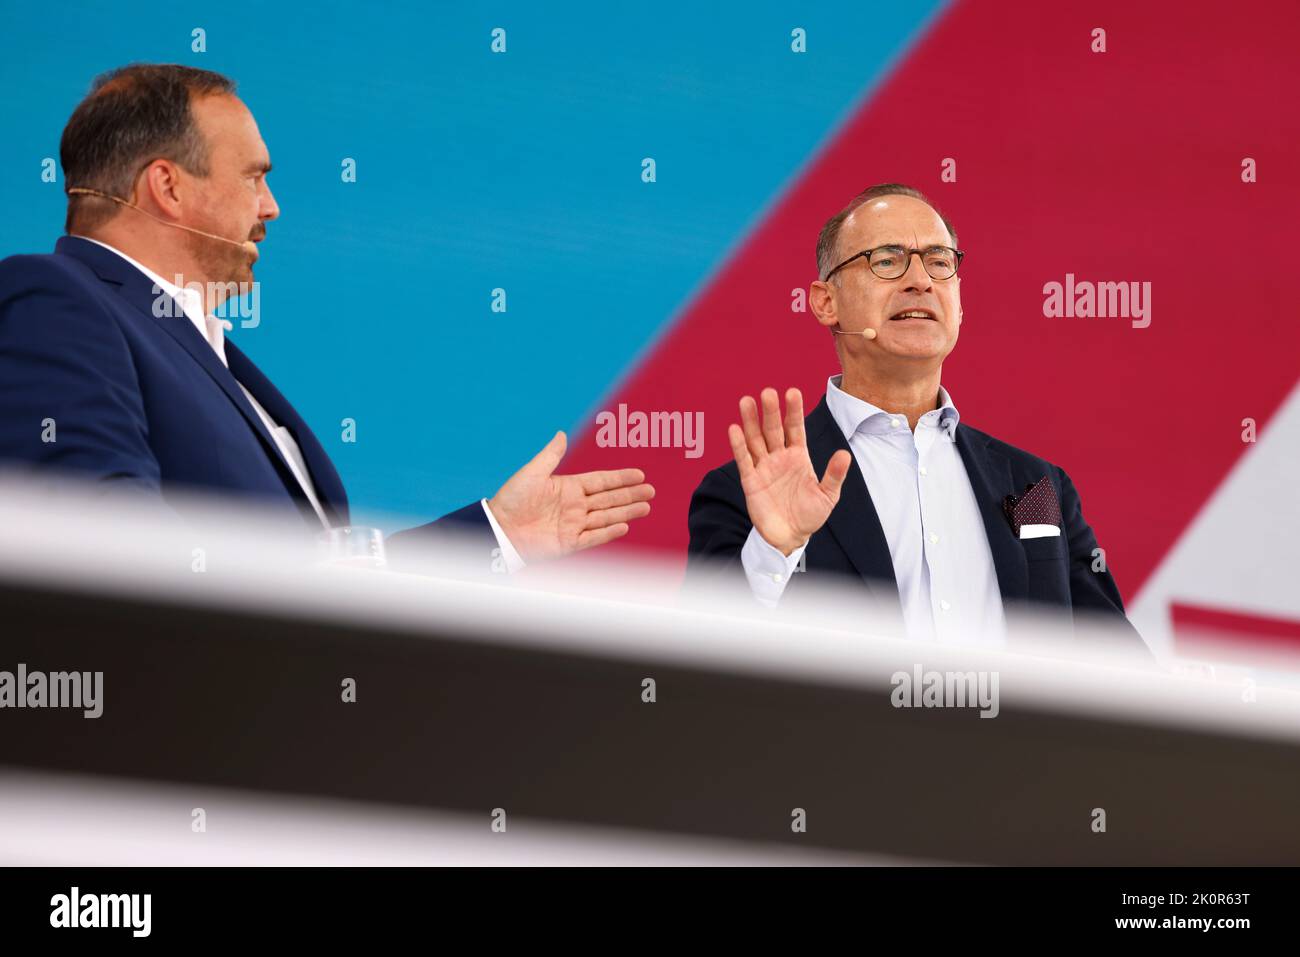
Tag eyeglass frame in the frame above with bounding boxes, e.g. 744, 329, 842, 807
822, 245, 965, 282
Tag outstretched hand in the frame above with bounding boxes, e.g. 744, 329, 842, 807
727, 387, 851, 555
488, 431, 654, 562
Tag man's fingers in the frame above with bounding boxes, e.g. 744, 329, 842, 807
577, 522, 630, 551
585, 501, 651, 530
586, 482, 655, 511
577, 467, 645, 495
522, 430, 567, 476
819, 449, 852, 500
759, 387, 784, 452
738, 395, 766, 463
783, 387, 806, 447
728, 424, 756, 482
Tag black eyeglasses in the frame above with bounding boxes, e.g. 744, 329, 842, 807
823, 245, 964, 282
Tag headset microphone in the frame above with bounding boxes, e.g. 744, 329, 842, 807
66, 187, 259, 258
832, 326, 878, 340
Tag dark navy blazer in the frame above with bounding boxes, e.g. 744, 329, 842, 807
687, 396, 1144, 646
0, 236, 487, 543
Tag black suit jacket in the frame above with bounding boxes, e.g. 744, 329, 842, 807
687, 396, 1144, 647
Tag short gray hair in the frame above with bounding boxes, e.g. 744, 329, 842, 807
816, 183, 958, 281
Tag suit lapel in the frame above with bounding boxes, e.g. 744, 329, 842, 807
805, 399, 900, 608
955, 424, 1029, 605
806, 396, 1032, 613
226, 340, 349, 526
57, 237, 328, 524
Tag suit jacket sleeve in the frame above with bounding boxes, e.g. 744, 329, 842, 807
686, 464, 753, 587
0, 257, 162, 500
385, 501, 499, 573
1055, 464, 1143, 642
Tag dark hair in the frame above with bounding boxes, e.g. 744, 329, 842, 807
816, 183, 958, 280
61, 63, 237, 233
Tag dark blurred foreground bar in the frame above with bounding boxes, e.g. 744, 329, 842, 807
1, 567, 1298, 865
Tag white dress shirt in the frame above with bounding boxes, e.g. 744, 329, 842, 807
741, 374, 1005, 645
77, 237, 525, 571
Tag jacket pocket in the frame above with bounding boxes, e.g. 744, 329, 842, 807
1021, 533, 1066, 563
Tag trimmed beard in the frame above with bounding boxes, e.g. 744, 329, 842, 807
182, 223, 253, 307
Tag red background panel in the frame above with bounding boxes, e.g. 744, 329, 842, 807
563, 0, 1300, 603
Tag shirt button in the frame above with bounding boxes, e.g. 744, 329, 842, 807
940, 599, 951, 612
772, 573, 784, 584
919, 466, 928, 476
890, 418, 901, 429
929, 533, 939, 544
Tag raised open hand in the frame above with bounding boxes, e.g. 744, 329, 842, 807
727, 387, 851, 555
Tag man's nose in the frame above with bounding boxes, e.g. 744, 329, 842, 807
900, 251, 933, 292
260, 182, 280, 222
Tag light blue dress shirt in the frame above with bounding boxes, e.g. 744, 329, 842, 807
740, 375, 1007, 645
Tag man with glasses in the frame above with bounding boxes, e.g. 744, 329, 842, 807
687, 183, 1142, 647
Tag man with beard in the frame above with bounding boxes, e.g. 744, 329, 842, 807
0, 64, 653, 565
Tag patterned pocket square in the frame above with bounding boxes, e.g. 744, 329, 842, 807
1002, 475, 1062, 537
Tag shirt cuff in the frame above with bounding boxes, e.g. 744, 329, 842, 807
740, 526, 806, 607
481, 498, 527, 574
